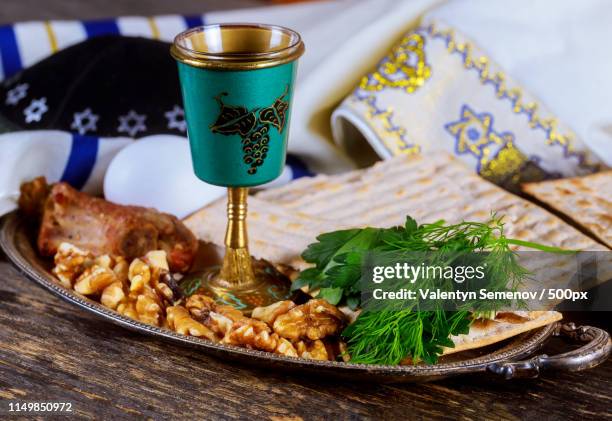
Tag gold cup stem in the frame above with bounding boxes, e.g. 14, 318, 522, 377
218, 187, 256, 287
189, 186, 291, 313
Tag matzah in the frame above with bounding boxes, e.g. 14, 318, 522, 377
444, 311, 562, 355
186, 153, 606, 271
523, 171, 612, 248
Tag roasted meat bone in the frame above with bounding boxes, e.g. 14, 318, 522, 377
21, 178, 198, 272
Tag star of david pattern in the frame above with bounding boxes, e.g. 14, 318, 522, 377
5, 83, 29, 106
445, 104, 515, 168
71, 108, 99, 134
117, 110, 147, 137
23, 97, 48, 123
165, 105, 186, 133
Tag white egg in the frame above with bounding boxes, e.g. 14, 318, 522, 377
104, 135, 225, 218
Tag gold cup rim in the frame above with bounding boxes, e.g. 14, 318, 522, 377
171, 23, 305, 70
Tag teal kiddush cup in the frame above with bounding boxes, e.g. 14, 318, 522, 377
171, 24, 304, 313
171, 24, 304, 187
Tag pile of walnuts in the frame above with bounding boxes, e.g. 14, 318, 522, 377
175, 295, 347, 360
53, 243, 174, 327
52, 243, 347, 361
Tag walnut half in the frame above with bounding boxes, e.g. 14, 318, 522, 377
224, 320, 298, 358
73, 265, 117, 295
167, 305, 216, 341
273, 299, 346, 341
52, 243, 94, 288
295, 340, 329, 361
251, 300, 295, 325
119, 251, 174, 327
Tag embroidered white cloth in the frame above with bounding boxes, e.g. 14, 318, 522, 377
331, 2, 611, 189
426, 0, 612, 165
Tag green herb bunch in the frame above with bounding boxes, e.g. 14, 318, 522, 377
294, 215, 569, 365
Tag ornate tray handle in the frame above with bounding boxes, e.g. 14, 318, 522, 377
487, 322, 612, 379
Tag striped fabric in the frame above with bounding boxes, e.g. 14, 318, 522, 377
0, 14, 205, 80
60, 133, 100, 190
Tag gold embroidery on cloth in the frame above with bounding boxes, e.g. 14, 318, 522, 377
350, 22, 598, 180
444, 104, 540, 189
351, 95, 419, 156
359, 33, 432, 93
445, 105, 510, 158
425, 23, 599, 172
351, 33, 432, 155
480, 143, 547, 189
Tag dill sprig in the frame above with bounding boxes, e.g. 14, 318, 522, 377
343, 310, 471, 365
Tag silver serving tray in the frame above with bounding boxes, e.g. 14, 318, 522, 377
1, 212, 609, 382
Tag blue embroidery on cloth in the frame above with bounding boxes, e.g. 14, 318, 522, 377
420, 23, 597, 171
445, 104, 515, 171
60, 134, 99, 189
353, 89, 419, 155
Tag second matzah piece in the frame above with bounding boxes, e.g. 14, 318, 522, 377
523, 171, 612, 248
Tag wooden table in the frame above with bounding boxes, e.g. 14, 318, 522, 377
1, 249, 611, 420
0, 1, 611, 419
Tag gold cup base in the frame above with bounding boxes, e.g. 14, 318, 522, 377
189, 264, 291, 315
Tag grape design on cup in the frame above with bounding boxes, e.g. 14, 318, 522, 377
210, 86, 289, 175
